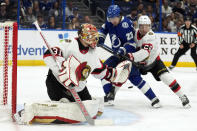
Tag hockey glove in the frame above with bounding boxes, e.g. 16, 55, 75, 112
59, 55, 88, 88
127, 53, 134, 61
108, 60, 132, 87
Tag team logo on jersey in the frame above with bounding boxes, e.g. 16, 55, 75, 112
81, 64, 91, 81
122, 22, 129, 28
148, 32, 153, 35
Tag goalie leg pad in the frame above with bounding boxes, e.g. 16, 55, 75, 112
14, 99, 102, 124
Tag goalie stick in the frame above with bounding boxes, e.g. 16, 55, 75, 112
33, 21, 113, 126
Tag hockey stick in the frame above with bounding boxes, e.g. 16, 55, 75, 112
97, 43, 140, 67
97, 43, 136, 88
33, 21, 113, 126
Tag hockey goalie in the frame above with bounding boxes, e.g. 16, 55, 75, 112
14, 23, 132, 124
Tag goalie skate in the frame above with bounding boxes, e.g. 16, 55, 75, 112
179, 95, 191, 108
151, 98, 161, 108
104, 87, 115, 106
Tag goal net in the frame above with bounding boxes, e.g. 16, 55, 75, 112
0, 22, 18, 119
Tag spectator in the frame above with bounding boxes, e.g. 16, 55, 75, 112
0, 2, 9, 20
174, 19, 184, 32
149, 15, 158, 31
193, 11, 197, 26
172, 1, 185, 16
19, 0, 26, 22
33, 0, 41, 17
162, 19, 169, 32
8, 2, 17, 20
162, 0, 172, 17
39, 0, 53, 12
68, 17, 80, 30
127, 9, 138, 21
22, 0, 33, 9
26, 7, 36, 23
141, 9, 147, 15
83, 15, 93, 24
137, 3, 144, 14
187, 5, 196, 19
47, 16, 58, 29
4, 0, 13, 9
49, 1, 62, 17
32, 15, 47, 29
166, 14, 176, 32
146, 5, 156, 19
68, 7, 82, 23
65, 1, 73, 18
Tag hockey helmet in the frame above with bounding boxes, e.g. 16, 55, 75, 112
78, 23, 99, 48
138, 15, 151, 26
107, 5, 121, 18
184, 16, 191, 21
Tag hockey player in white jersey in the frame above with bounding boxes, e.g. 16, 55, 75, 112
127, 15, 191, 108
14, 23, 132, 124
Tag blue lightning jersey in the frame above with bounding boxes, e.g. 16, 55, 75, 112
100, 16, 136, 54
100, 17, 158, 102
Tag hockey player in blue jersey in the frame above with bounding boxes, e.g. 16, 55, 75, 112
98, 5, 161, 108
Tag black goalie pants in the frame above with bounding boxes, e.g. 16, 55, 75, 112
45, 70, 92, 102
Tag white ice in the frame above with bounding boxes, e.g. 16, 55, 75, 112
0, 66, 197, 131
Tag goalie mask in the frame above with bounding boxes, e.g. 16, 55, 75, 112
78, 23, 99, 48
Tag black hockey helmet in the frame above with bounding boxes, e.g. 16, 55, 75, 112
184, 16, 191, 21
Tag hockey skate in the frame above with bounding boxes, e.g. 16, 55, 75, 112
151, 98, 161, 108
104, 87, 116, 106
168, 65, 175, 70
179, 95, 191, 108
14, 109, 27, 125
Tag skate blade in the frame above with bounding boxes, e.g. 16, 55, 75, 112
183, 104, 191, 109
104, 101, 114, 106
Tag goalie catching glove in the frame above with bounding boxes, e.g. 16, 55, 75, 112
58, 55, 91, 88
106, 60, 132, 86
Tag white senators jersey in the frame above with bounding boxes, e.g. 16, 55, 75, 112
44, 37, 109, 92
134, 29, 160, 66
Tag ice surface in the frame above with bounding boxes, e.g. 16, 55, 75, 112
0, 66, 197, 131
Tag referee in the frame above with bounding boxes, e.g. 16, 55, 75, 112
169, 17, 197, 70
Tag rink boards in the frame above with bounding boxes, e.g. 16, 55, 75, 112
5, 30, 196, 67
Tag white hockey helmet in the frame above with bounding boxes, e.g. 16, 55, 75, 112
138, 15, 151, 26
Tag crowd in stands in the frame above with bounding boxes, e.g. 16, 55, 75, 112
0, 0, 196, 32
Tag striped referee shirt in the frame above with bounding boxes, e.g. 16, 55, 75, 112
177, 24, 197, 45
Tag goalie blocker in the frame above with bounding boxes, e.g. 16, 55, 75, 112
14, 23, 132, 124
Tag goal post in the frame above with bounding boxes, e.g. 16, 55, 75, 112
0, 22, 18, 117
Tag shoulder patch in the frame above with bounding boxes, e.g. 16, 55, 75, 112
148, 32, 153, 35
64, 39, 72, 43
122, 22, 129, 28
